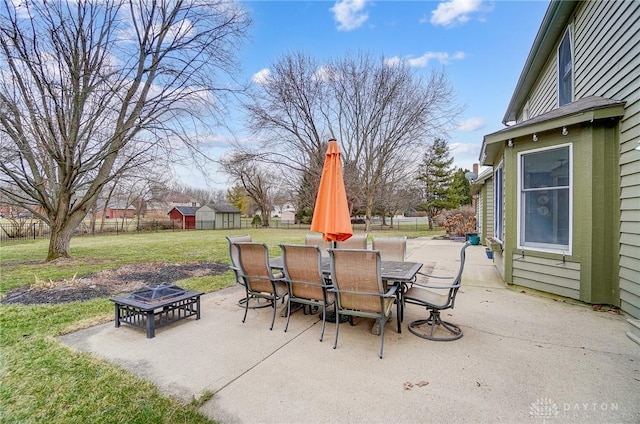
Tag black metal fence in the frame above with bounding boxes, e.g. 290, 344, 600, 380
0, 220, 182, 243
1, 217, 435, 243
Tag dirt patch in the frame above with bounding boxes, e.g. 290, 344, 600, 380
1, 262, 229, 305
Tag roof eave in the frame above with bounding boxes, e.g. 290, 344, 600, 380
502, 0, 579, 124
481, 101, 626, 165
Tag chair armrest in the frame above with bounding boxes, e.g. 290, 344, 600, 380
328, 285, 398, 298
410, 280, 460, 290
383, 284, 399, 297
416, 271, 454, 279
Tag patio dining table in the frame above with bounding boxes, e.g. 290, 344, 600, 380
269, 256, 422, 287
269, 256, 423, 327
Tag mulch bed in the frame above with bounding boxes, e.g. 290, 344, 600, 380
1, 262, 228, 305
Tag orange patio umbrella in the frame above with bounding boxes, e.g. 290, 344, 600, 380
310, 139, 353, 243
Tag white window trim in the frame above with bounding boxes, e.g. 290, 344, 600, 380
493, 161, 504, 244
517, 143, 573, 255
557, 24, 574, 107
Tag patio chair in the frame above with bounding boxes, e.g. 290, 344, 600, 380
328, 248, 400, 359
371, 235, 407, 331
233, 242, 289, 330
279, 244, 334, 341
335, 233, 367, 249
372, 236, 407, 262
305, 233, 331, 257
227, 235, 271, 310
403, 242, 470, 341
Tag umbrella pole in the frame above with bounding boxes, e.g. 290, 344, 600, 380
325, 239, 349, 324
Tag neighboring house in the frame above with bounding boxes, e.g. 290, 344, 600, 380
96, 200, 136, 219
146, 191, 198, 218
195, 204, 241, 230
476, 0, 640, 326
168, 206, 197, 230
276, 202, 297, 223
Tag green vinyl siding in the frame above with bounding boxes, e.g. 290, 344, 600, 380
519, 57, 556, 122
512, 254, 581, 299
508, 0, 640, 316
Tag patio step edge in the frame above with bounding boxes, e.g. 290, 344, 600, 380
626, 319, 640, 347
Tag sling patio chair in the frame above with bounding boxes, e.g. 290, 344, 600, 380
371, 236, 407, 262
370, 235, 407, 334
227, 235, 272, 310
335, 233, 367, 249
328, 248, 400, 359
304, 233, 331, 257
279, 244, 334, 341
403, 242, 470, 341
232, 242, 289, 330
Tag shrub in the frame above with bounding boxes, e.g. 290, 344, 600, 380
442, 206, 477, 237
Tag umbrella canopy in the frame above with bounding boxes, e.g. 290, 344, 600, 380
310, 139, 353, 242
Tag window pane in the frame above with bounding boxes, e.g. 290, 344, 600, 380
522, 148, 569, 189
558, 30, 572, 106
494, 166, 503, 240
523, 188, 570, 247
520, 145, 571, 251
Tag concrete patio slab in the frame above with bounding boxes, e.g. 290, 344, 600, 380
59, 238, 640, 423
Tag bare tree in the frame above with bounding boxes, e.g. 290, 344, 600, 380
0, 0, 250, 260
374, 170, 422, 227
241, 51, 461, 230
220, 152, 276, 227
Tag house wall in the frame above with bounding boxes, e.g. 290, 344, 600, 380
521, 56, 556, 121
501, 121, 621, 305
513, 1, 640, 316
476, 189, 484, 240
485, 178, 494, 241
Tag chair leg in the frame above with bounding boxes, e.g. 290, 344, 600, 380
333, 312, 340, 349
242, 291, 250, 324
319, 304, 326, 342
379, 316, 385, 359
269, 295, 277, 330
284, 297, 292, 333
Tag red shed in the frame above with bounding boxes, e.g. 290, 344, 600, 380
168, 206, 197, 229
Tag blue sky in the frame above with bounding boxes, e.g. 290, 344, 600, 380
189, 0, 551, 188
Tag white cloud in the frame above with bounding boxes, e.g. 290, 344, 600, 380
330, 0, 369, 31
457, 117, 485, 131
431, 0, 484, 27
252, 68, 271, 85
384, 51, 465, 68
449, 142, 481, 170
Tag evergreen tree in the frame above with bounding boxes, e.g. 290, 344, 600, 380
417, 138, 456, 230
450, 168, 473, 207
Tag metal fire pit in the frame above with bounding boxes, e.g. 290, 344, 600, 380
130, 282, 187, 303
110, 283, 203, 338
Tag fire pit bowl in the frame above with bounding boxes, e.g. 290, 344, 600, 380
130, 282, 187, 303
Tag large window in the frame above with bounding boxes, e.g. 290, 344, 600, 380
494, 163, 504, 241
558, 27, 573, 106
518, 145, 572, 253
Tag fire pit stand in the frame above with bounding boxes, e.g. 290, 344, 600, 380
110, 284, 203, 338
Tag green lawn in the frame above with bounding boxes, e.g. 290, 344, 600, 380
0, 228, 438, 423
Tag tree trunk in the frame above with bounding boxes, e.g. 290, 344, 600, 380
47, 224, 74, 261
